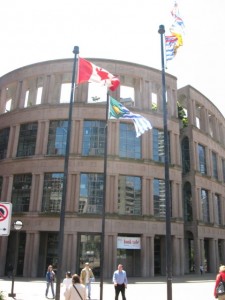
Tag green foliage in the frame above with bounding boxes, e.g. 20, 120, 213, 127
0, 291, 5, 300
177, 102, 188, 128
152, 103, 157, 111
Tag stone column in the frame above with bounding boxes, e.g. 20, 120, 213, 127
23, 232, 40, 277
0, 236, 8, 276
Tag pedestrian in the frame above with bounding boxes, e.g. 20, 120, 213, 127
45, 264, 55, 299
64, 273, 86, 300
7, 263, 14, 278
214, 265, 225, 299
200, 264, 204, 275
80, 262, 95, 299
62, 271, 72, 291
112, 264, 128, 300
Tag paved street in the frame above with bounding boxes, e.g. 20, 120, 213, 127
0, 273, 216, 300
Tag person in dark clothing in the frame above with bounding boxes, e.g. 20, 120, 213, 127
7, 263, 14, 278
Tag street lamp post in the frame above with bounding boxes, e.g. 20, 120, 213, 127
8, 220, 23, 299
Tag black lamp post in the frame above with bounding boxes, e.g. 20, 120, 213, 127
8, 220, 23, 299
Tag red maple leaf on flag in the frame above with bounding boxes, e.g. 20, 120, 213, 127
96, 68, 110, 80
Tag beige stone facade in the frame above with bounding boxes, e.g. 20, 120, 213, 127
0, 58, 225, 278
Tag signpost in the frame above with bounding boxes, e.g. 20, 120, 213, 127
0, 202, 12, 236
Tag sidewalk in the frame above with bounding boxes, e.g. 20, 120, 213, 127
0, 274, 216, 300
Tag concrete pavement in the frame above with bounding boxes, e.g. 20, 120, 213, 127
0, 273, 216, 300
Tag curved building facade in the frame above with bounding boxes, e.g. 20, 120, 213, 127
0, 58, 225, 278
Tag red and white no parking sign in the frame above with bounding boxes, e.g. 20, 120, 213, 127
0, 202, 12, 236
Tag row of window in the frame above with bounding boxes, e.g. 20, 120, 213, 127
0, 173, 222, 225
0, 120, 169, 162
0, 173, 164, 217
181, 137, 225, 182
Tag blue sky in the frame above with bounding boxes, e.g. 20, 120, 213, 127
1, 0, 225, 116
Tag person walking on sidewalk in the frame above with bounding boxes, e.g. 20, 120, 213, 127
45, 264, 55, 299
80, 262, 95, 299
214, 265, 225, 299
64, 274, 86, 300
112, 264, 128, 300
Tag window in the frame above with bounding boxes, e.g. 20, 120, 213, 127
153, 178, 172, 217
214, 194, 222, 225
153, 128, 170, 163
42, 173, 64, 212
11, 174, 32, 212
222, 159, 225, 183
200, 189, 210, 223
47, 120, 68, 155
0, 127, 10, 159
88, 82, 107, 103
212, 152, 218, 179
17, 122, 38, 157
183, 182, 192, 221
79, 173, 104, 214
120, 86, 134, 103
46, 233, 59, 268
78, 234, 101, 275
82, 120, 106, 156
118, 175, 141, 215
60, 83, 71, 103
119, 123, 141, 159
198, 144, 207, 175
5, 99, 12, 112
181, 137, 190, 173
36, 87, 43, 105
24, 91, 29, 107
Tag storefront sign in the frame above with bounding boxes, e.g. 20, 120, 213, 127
117, 236, 141, 249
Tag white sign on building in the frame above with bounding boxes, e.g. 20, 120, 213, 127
117, 236, 141, 249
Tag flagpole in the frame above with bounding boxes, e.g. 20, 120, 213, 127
55, 46, 79, 300
158, 25, 173, 300
99, 91, 109, 300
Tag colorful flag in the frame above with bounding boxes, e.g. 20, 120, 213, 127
166, 2, 184, 62
77, 57, 120, 91
165, 36, 178, 61
109, 96, 152, 138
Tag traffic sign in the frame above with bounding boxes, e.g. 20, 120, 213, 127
0, 202, 12, 236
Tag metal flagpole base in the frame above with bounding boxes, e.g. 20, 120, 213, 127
8, 293, 16, 298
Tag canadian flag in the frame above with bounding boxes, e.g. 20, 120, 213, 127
77, 57, 120, 91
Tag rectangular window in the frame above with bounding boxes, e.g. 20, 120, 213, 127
79, 173, 104, 214
118, 175, 141, 215
60, 83, 71, 103
36, 87, 43, 105
88, 82, 107, 103
42, 173, 64, 212
82, 120, 106, 156
17, 122, 38, 157
200, 189, 210, 223
119, 123, 141, 159
153, 128, 170, 163
120, 86, 135, 103
214, 194, 222, 225
5, 99, 12, 112
78, 234, 101, 275
47, 120, 68, 155
153, 178, 172, 217
222, 159, 225, 183
0, 127, 10, 159
11, 174, 32, 212
198, 144, 207, 175
212, 152, 218, 179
